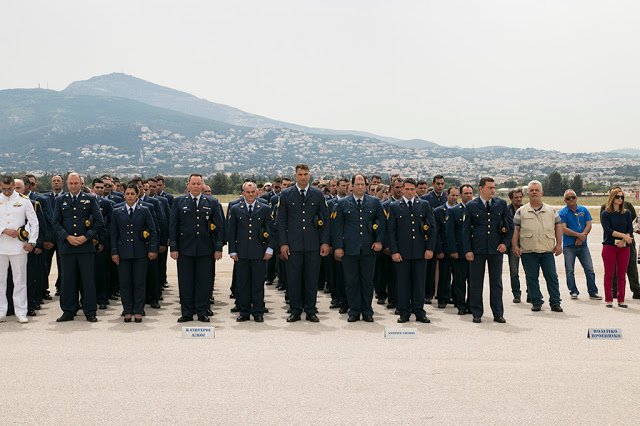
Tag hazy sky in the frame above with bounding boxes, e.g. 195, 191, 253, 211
2, 0, 639, 152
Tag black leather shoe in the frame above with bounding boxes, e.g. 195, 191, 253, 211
513, 296, 521, 303
206, 309, 214, 316
35, 303, 42, 310
526, 296, 531, 303
347, 315, 359, 322
230, 306, 240, 313
262, 307, 269, 313
387, 302, 396, 309
425, 297, 432, 305
236, 315, 250, 322
415, 316, 430, 323
55, 290, 61, 296
618, 303, 628, 308
306, 313, 320, 322
254, 316, 264, 322
27, 310, 36, 317
394, 309, 400, 315
108, 295, 118, 301
134, 317, 142, 323
633, 293, 640, 300
177, 316, 193, 323
286, 308, 291, 313
330, 300, 340, 309
550, 305, 563, 312
397, 316, 410, 323
457, 309, 467, 315
121, 311, 125, 316
376, 298, 386, 305
265, 280, 274, 286
494, 316, 506, 323
150, 302, 160, 309
198, 315, 210, 322
229, 293, 235, 299
472, 316, 482, 323
43, 294, 53, 301
287, 314, 301, 322
86, 315, 98, 322
275, 285, 284, 290
142, 310, 146, 316
209, 297, 215, 304
56, 314, 74, 322
124, 317, 132, 323
323, 288, 331, 293
98, 304, 107, 310
339, 306, 349, 314
363, 315, 374, 322
437, 302, 447, 309
532, 304, 542, 312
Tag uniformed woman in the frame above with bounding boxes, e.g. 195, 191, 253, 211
110, 184, 157, 323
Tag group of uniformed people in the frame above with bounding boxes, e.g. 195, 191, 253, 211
0, 166, 517, 325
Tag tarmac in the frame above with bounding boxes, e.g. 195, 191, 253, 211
1, 223, 639, 425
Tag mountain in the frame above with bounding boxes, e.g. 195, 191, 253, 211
63, 73, 404, 144
391, 138, 439, 149
609, 148, 640, 157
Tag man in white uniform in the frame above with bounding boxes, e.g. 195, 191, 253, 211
0, 175, 39, 323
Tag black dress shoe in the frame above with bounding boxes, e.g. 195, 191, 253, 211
142, 310, 146, 316
55, 290, 60, 296
43, 294, 53, 301
323, 288, 331, 293
105, 300, 110, 305
229, 293, 236, 299
198, 315, 210, 322
35, 304, 41, 310
437, 302, 447, 309
339, 306, 349, 314
209, 297, 215, 304
86, 315, 98, 322
415, 316, 430, 323
98, 304, 107, 310
330, 300, 340, 309
108, 295, 118, 300
158, 296, 164, 301
397, 316, 410, 323
306, 313, 320, 322
532, 304, 542, 312
550, 305, 563, 312
124, 317, 132, 323
57, 314, 74, 322
394, 309, 400, 315
206, 309, 214, 316
387, 302, 396, 309
376, 298, 386, 305
262, 307, 269, 313
236, 315, 250, 322
285, 298, 290, 304
494, 316, 506, 323
254, 316, 264, 322
230, 306, 240, 312
472, 316, 482, 323
121, 311, 125, 316
286, 308, 291, 313
27, 310, 36, 317
150, 302, 160, 309
275, 285, 284, 290
633, 293, 640, 300
265, 280, 274, 286
134, 317, 142, 323
618, 303, 628, 308
425, 297, 432, 305
287, 313, 301, 322
347, 315, 359, 322
457, 309, 467, 315
362, 315, 374, 322
177, 316, 193, 323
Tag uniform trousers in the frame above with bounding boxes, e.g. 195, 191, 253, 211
451, 257, 469, 311
60, 253, 97, 317
158, 250, 168, 286
265, 254, 277, 282
468, 254, 504, 318
342, 254, 376, 317
396, 258, 427, 318
425, 257, 437, 299
285, 250, 321, 315
145, 258, 159, 304
177, 255, 212, 317
236, 258, 266, 318
0, 254, 28, 317
436, 256, 453, 302
375, 254, 397, 304
118, 257, 148, 315
95, 249, 110, 305
27, 251, 45, 310
45, 245, 61, 291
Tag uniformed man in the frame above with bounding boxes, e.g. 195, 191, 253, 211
327, 177, 349, 312
433, 186, 459, 308
462, 177, 513, 323
263, 178, 283, 285
91, 178, 115, 310
378, 176, 403, 308
228, 182, 274, 322
387, 178, 435, 323
271, 177, 292, 293
0, 175, 39, 323
446, 184, 474, 315
52, 173, 104, 322
155, 175, 174, 208
332, 173, 386, 322
43, 174, 64, 297
170, 173, 223, 323
277, 163, 330, 322
421, 174, 447, 305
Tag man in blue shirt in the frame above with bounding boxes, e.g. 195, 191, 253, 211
558, 189, 601, 300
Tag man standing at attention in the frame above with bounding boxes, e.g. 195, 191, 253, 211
512, 180, 564, 313
277, 163, 330, 323
463, 177, 512, 324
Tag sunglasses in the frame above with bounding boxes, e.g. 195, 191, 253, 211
614, 195, 625, 200
565, 196, 576, 200
1, 187, 13, 192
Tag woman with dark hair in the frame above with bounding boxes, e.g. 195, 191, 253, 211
110, 184, 157, 322
601, 189, 634, 308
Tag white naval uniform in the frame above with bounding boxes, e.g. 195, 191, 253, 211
0, 191, 39, 318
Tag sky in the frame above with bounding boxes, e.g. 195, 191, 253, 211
1, 0, 639, 152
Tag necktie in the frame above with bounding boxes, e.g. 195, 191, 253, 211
300, 189, 305, 199
129, 207, 133, 217
248, 204, 253, 215
408, 200, 413, 212
486, 200, 491, 212
193, 196, 198, 209
357, 199, 361, 210
72, 195, 77, 204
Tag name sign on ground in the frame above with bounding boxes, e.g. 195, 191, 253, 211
587, 328, 622, 340
182, 326, 215, 339
385, 327, 418, 339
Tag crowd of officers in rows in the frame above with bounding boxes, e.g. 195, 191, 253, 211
2, 165, 635, 325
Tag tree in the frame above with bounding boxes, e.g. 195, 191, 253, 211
570, 174, 584, 196
210, 173, 232, 194
543, 171, 566, 196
